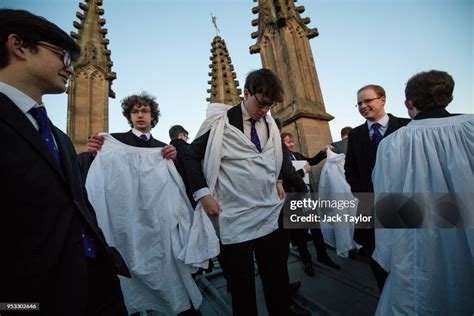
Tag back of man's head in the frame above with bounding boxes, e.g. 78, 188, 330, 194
405, 70, 454, 112
340, 126, 353, 139
244, 68, 284, 103
169, 125, 189, 140
0, 9, 80, 69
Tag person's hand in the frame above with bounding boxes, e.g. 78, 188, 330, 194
87, 134, 104, 155
162, 144, 177, 160
276, 180, 285, 200
200, 195, 222, 216
322, 145, 333, 152
303, 164, 312, 173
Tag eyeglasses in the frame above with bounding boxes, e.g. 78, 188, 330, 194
36, 42, 72, 68
355, 96, 383, 107
254, 94, 276, 109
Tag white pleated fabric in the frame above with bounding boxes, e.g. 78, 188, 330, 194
318, 149, 360, 257
372, 114, 474, 315
179, 103, 283, 267
85, 134, 202, 315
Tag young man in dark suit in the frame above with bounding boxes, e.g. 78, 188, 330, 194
0, 9, 130, 315
344, 84, 410, 292
79, 92, 176, 184
169, 124, 196, 208
86, 92, 176, 152
183, 69, 300, 315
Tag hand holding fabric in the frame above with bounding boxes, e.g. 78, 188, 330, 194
161, 144, 176, 160
87, 134, 105, 154
200, 195, 222, 216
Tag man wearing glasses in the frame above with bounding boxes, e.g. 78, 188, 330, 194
0, 9, 129, 316
183, 68, 300, 315
344, 84, 410, 292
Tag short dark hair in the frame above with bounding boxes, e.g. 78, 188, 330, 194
281, 132, 293, 140
405, 70, 454, 111
169, 125, 189, 140
121, 92, 160, 128
357, 84, 386, 98
244, 68, 284, 103
0, 9, 81, 69
340, 127, 353, 138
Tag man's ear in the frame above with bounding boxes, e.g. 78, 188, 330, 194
243, 88, 250, 100
404, 99, 414, 110
6, 34, 29, 62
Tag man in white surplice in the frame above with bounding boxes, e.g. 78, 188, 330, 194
182, 69, 293, 316
372, 70, 474, 315
84, 93, 204, 315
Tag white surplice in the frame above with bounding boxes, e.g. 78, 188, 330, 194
318, 149, 360, 257
372, 114, 474, 315
179, 103, 283, 267
85, 134, 202, 315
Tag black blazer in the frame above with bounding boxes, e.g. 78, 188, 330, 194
0, 93, 129, 316
170, 138, 197, 208
344, 114, 410, 193
183, 104, 292, 194
281, 145, 308, 193
331, 138, 348, 155
112, 130, 167, 148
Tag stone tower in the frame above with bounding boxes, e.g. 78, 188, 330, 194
250, 0, 334, 185
67, 0, 116, 152
207, 36, 242, 105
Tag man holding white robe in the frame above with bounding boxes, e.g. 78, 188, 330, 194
183, 69, 295, 316
372, 70, 474, 315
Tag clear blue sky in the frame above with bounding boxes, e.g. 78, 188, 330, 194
2, 0, 473, 146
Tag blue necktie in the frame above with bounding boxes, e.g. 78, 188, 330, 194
249, 119, 262, 153
371, 123, 383, 146
30, 105, 97, 258
140, 134, 148, 141
29, 106, 60, 162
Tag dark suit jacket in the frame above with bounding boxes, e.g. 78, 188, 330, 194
0, 93, 129, 316
183, 104, 292, 194
331, 138, 348, 155
112, 130, 167, 148
170, 138, 197, 208
288, 150, 326, 178
281, 145, 308, 193
344, 114, 410, 193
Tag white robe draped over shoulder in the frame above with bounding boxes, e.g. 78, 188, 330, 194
180, 103, 283, 267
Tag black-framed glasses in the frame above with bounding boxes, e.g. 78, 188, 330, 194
355, 96, 383, 107
254, 94, 276, 109
36, 42, 72, 68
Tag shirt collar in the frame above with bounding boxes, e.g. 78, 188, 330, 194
241, 100, 265, 123
0, 82, 38, 114
132, 128, 151, 140
367, 113, 389, 129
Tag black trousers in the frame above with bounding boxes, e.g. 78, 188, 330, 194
291, 228, 328, 263
220, 228, 291, 316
